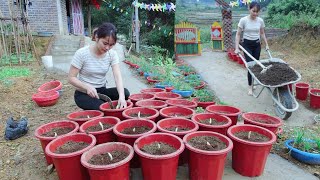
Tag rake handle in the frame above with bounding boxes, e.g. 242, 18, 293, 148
239, 45, 266, 69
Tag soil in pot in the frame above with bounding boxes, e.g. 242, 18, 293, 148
234, 131, 270, 142
199, 118, 228, 125
250, 62, 298, 86
168, 113, 189, 117
55, 141, 90, 154
88, 150, 129, 165
85, 122, 114, 132
165, 126, 191, 132
121, 126, 151, 134
141, 142, 177, 155
252, 118, 276, 124
77, 115, 94, 119
188, 136, 227, 151
129, 112, 153, 118
41, 127, 74, 137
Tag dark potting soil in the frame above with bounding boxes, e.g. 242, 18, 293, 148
249, 62, 298, 86
76, 115, 93, 119
141, 141, 177, 155
88, 150, 129, 165
200, 118, 227, 125
41, 127, 74, 137
121, 126, 152, 134
129, 113, 153, 118
167, 113, 191, 118
234, 131, 270, 142
165, 126, 191, 132
85, 122, 114, 132
290, 141, 320, 154
55, 141, 90, 154
188, 136, 227, 151
252, 118, 275, 124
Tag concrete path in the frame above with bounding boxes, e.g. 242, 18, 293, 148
50, 39, 317, 180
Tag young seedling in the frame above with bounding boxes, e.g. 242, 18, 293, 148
158, 143, 161, 149
206, 141, 211, 146
209, 118, 212, 124
248, 131, 252, 139
87, 115, 90, 118
99, 121, 104, 130
54, 132, 57, 137
138, 111, 141, 119
107, 152, 113, 161
175, 127, 178, 132
133, 127, 136, 133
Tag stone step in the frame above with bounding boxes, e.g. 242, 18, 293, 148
51, 45, 79, 51
51, 50, 76, 56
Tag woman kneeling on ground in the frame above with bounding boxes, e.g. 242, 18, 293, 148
68, 22, 130, 110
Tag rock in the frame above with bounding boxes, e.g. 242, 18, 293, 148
314, 172, 320, 177
47, 164, 54, 174
6, 160, 10, 164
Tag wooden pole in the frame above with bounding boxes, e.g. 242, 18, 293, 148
8, 0, 20, 65
88, 3, 91, 37
12, 0, 22, 64
134, 0, 140, 53
18, 0, 28, 62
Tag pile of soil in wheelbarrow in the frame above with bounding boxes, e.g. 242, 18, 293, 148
249, 62, 298, 86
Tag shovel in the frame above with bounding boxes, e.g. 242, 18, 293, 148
97, 93, 116, 109
239, 45, 272, 73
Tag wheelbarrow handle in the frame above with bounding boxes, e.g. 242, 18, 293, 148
239, 45, 266, 69
266, 49, 273, 59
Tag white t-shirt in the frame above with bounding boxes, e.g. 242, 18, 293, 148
238, 15, 265, 41
71, 46, 119, 88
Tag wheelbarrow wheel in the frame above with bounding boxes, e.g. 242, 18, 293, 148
273, 88, 293, 120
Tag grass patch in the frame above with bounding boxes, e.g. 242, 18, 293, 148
0, 67, 31, 79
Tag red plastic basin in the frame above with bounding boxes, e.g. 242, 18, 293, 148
32, 91, 59, 107
191, 113, 232, 135
310, 88, 320, 109
206, 105, 241, 126
122, 107, 159, 122
45, 133, 96, 180
165, 99, 197, 109
295, 82, 310, 100
128, 93, 155, 105
154, 92, 182, 101
81, 142, 134, 180
135, 100, 168, 110
99, 101, 133, 120
160, 106, 195, 119
242, 112, 283, 135
67, 110, 104, 126
38, 80, 62, 93
34, 120, 79, 165
79, 116, 121, 144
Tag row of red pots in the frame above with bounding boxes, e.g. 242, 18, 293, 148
295, 82, 320, 109
38, 121, 276, 180
227, 49, 245, 67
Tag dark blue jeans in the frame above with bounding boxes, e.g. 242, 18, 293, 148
242, 39, 261, 86
74, 87, 130, 110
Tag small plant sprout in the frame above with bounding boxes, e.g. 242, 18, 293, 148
209, 118, 212, 124
133, 127, 136, 133
248, 131, 252, 139
54, 132, 57, 137
87, 115, 90, 118
158, 143, 161, 149
138, 111, 141, 119
206, 141, 211, 147
175, 127, 178, 132
99, 121, 104, 130
107, 152, 113, 161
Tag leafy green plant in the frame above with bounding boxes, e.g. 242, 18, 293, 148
0, 67, 30, 79
193, 89, 214, 102
195, 107, 205, 113
291, 128, 320, 153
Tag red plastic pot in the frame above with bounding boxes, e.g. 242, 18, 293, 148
79, 116, 121, 144
122, 107, 159, 122
81, 142, 134, 180
113, 119, 157, 168
147, 76, 161, 83
160, 106, 195, 119
191, 113, 232, 135
194, 81, 206, 90
38, 80, 62, 93
67, 110, 104, 126
165, 99, 198, 109
99, 101, 133, 120
128, 93, 155, 105
157, 118, 199, 165
34, 120, 79, 165
309, 88, 320, 109
134, 133, 185, 180
227, 124, 276, 177
165, 86, 174, 92
183, 131, 233, 180
45, 133, 96, 180
237, 55, 244, 65
231, 52, 238, 61
295, 82, 310, 100
32, 91, 59, 107
140, 88, 166, 94
135, 99, 168, 110
192, 98, 216, 109
206, 105, 241, 126
154, 92, 182, 101
242, 112, 283, 135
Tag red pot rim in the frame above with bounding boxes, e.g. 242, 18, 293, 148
79, 116, 121, 135
295, 82, 310, 88
140, 88, 166, 94
67, 110, 104, 122
159, 106, 195, 118
38, 80, 62, 93
191, 113, 232, 128
242, 112, 283, 128
32, 91, 59, 101
134, 133, 185, 160
227, 124, 276, 146
309, 88, 320, 97
99, 101, 133, 112
135, 100, 168, 109
80, 142, 134, 170
34, 120, 79, 140
113, 119, 157, 138
183, 131, 233, 155
154, 92, 182, 100
128, 93, 155, 102
165, 99, 198, 109
206, 105, 241, 116
156, 118, 199, 136
122, 107, 159, 120
45, 133, 96, 158
194, 81, 206, 89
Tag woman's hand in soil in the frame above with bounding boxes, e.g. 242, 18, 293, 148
86, 85, 99, 99
117, 97, 127, 109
